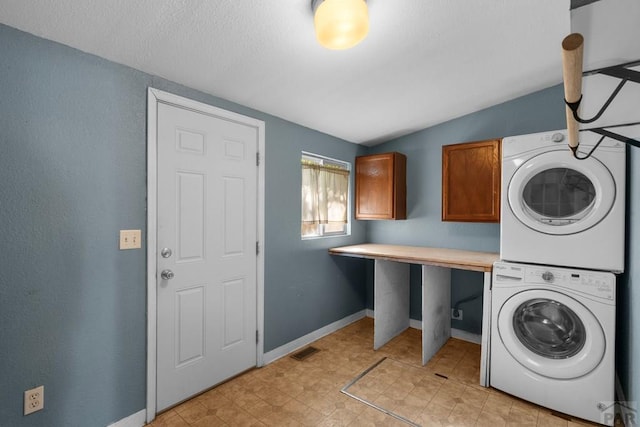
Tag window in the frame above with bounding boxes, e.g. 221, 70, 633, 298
301, 152, 351, 239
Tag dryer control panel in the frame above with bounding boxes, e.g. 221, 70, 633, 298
493, 262, 615, 302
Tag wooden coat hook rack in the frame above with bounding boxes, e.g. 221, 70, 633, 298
561, 33, 640, 159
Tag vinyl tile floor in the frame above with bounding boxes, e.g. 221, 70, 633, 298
146, 317, 604, 427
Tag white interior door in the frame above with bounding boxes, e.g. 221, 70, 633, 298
156, 101, 258, 411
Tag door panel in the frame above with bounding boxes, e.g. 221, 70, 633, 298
223, 279, 245, 347
223, 177, 245, 255
175, 286, 205, 367
156, 102, 258, 411
177, 172, 205, 262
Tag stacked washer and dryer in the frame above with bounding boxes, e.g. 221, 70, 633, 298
491, 128, 629, 425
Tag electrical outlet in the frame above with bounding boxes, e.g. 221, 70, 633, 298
451, 308, 463, 321
24, 385, 44, 415
119, 229, 142, 250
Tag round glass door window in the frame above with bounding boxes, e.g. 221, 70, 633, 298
522, 168, 595, 226
513, 298, 585, 359
507, 151, 615, 235
497, 289, 606, 379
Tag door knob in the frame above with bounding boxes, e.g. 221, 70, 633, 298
161, 248, 172, 258
161, 269, 175, 280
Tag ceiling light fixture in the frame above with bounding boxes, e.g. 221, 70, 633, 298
312, 0, 369, 50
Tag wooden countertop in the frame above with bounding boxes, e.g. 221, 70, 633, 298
329, 243, 499, 272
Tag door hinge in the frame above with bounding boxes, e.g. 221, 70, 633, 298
256, 241, 260, 255
256, 152, 260, 166
256, 330, 259, 343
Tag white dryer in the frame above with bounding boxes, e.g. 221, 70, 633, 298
501, 128, 628, 272
491, 261, 616, 425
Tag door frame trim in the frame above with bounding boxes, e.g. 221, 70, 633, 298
146, 88, 265, 423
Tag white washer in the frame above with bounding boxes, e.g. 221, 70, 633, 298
501, 128, 629, 272
491, 261, 616, 425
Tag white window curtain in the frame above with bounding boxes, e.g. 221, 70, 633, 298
301, 161, 349, 231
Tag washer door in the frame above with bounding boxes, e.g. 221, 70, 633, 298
507, 150, 615, 235
497, 289, 606, 379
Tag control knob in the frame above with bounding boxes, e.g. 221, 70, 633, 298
542, 271, 554, 282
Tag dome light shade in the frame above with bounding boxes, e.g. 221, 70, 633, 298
313, 0, 369, 50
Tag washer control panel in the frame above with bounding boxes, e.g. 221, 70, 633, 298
493, 262, 615, 301
541, 271, 554, 282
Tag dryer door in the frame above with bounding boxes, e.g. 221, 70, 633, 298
497, 289, 606, 379
507, 150, 615, 235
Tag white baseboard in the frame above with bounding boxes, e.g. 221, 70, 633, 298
451, 328, 482, 345
107, 409, 146, 427
366, 309, 482, 345
409, 318, 422, 330
263, 310, 367, 364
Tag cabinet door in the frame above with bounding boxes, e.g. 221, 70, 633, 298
356, 153, 406, 220
442, 139, 500, 222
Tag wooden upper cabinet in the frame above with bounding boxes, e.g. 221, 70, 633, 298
355, 152, 406, 220
442, 139, 501, 222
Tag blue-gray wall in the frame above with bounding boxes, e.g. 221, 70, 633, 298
365, 85, 568, 332
0, 24, 366, 427
0, 24, 148, 427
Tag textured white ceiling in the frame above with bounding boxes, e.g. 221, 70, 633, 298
0, 0, 570, 144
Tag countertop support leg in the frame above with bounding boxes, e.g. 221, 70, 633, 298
374, 260, 410, 350
479, 271, 492, 387
421, 265, 451, 365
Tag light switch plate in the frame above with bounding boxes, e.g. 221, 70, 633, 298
119, 229, 142, 250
